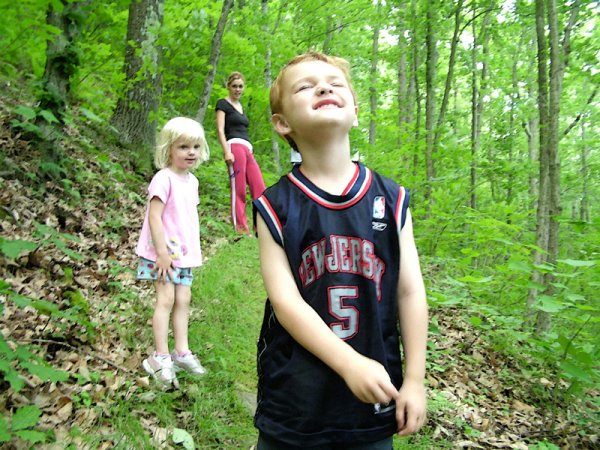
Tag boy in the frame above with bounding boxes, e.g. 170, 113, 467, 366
253, 52, 428, 450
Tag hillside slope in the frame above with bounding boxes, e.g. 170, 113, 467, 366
0, 107, 597, 448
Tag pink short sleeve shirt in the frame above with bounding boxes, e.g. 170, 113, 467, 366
136, 168, 203, 268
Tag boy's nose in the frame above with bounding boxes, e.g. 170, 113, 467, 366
317, 86, 333, 95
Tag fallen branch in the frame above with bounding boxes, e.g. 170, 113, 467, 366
18, 338, 133, 374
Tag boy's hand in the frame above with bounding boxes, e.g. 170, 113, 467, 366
395, 378, 427, 436
341, 353, 399, 405
154, 253, 174, 283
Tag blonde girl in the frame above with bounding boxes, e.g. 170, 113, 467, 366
136, 117, 209, 389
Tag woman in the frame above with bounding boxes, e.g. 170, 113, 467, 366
215, 72, 266, 234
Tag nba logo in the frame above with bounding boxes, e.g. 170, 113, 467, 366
373, 196, 385, 219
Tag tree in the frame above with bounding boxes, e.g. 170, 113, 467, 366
111, 0, 165, 162
195, 0, 234, 124
39, 0, 84, 127
530, 0, 580, 333
368, 0, 382, 146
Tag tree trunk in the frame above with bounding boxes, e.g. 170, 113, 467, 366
433, 0, 464, 152
39, 0, 82, 126
469, 6, 487, 211
411, 0, 421, 182
195, 0, 234, 124
579, 122, 589, 222
368, 0, 382, 147
424, 0, 438, 217
111, 0, 164, 163
262, 0, 282, 173
530, 0, 551, 327
531, 0, 580, 334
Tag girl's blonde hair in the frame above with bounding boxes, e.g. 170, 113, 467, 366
154, 117, 210, 169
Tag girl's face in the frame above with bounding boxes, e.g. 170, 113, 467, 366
169, 137, 202, 174
227, 78, 245, 101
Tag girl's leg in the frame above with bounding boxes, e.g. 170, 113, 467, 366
245, 149, 266, 201
172, 284, 192, 354
153, 281, 176, 354
229, 142, 250, 233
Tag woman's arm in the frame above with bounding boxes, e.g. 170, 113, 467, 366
256, 214, 398, 405
215, 109, 234, 164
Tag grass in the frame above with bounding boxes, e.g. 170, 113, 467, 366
86, 233, 454, 449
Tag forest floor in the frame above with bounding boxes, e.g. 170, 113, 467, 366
0, 109, 598, 449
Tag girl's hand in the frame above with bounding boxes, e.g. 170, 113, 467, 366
395, 378, 427, 436
341, 353, 399, 405
154, 253, 174, 284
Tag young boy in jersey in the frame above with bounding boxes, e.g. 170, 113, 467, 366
253, 52, 428, 449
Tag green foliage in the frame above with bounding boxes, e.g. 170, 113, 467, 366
0, 238, 37, 260
32, 223, 83, 262
9, 105, 59, 139
0, 405, 47, 446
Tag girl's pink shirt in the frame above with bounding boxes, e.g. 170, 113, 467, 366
136, 168, 203, 268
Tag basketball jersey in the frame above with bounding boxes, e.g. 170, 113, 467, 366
253, 162, 410, 446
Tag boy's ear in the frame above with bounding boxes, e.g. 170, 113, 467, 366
272, 113, 291, 136
352, 105, 359, 127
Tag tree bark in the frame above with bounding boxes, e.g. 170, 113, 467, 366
368, 0, 382, 147
262, 0, 282, 173
39, 0, 82, 125
111, 0, 164, 162
195, 0, 234, 124
424, 0, 438, 217
531, 0, 580, 334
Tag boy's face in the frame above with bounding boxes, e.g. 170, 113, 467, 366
272, 60, 358, 141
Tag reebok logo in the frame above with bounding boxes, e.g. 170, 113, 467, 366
372, 221, 387, 231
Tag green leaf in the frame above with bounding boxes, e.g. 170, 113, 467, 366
560, 361, 592, 383
14, 429, 46, 444
508, 260, 532, 272
13, 105, 37, 121
469, 316, 483, 327
557, 259, 596, 268
20, 362, 69, 383
534, 295, 567, 313
533, 262, 555, 273
11, 405, 41, 431
38, 109, 59, 124
172, 428, 195, 450
457, 275, 493, 283
7, 292, 34, 309
4, 368, 25, 392
0, 239, 37, 259
427, 291, 461, 306
0, 416, 10, 443
79, 107, 103, 123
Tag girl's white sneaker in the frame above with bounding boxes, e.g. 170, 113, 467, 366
172, 352, 207, 376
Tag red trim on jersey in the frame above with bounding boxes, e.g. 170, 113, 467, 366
287, 166, 372, 210
341, 164, 360, 195
256, 196, 284, 244
395, 186, 406, 234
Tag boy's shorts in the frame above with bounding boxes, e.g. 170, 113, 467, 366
136, 258, 193, 286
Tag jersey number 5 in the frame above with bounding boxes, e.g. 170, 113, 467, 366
328, 286, 359, 340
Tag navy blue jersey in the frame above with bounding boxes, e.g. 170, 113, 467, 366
253, 162, 410, 446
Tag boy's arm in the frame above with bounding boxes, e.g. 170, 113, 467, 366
395, 208, 428, 435
256, 214, 398, 405
148, 197, 174, 283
